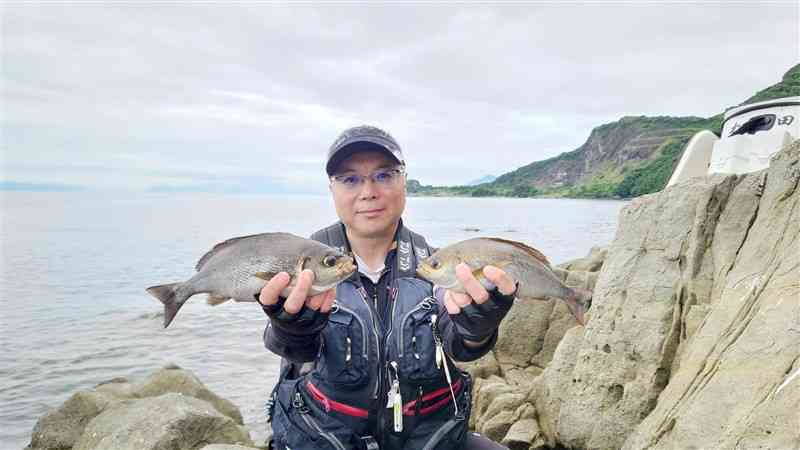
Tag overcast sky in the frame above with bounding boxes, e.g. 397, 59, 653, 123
2, 2, 798, 193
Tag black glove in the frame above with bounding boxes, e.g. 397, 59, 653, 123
261, 296, 329, 337
450, 283, 517, 342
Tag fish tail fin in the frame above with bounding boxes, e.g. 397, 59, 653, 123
564, 288, 593, 326
145, 282, 190, 328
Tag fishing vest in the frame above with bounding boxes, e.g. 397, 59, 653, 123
268, 221, 472, 449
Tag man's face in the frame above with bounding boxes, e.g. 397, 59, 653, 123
329, 150, 407, 240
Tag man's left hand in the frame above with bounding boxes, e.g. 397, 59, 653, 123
443, 263, 516, 314
443, 263, 517, 347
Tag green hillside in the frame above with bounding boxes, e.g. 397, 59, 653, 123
409, 64, 799, 199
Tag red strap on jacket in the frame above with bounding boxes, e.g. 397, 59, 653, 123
306, 381, 370, 419
402, 378, 463, 416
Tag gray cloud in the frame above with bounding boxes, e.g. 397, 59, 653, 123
2, 3, 798, 191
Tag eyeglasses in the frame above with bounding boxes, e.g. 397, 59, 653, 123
330, 167, 406, 190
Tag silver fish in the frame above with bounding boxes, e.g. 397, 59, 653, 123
416, 237, 591, 324
146, 232, 356, 328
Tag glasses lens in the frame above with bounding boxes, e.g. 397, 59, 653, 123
332, 167, 404, 189
333, 174, 363, 189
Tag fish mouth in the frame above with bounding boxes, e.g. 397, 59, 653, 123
416, 268, 458, 290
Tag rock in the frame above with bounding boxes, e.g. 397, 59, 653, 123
559, 246, 608, 272
477, 392, 526, 442
511, 138, 800, 450
502, 366, 540, 388
622, 139, 800, 449
459, 350, 501, 380
527, 326, 585, 448
27, 390, 117, 450
134, 365, 243, 424
494, 299, 554, 367
530, 300, 579, 368
26, 366, 251, 450
472, 377, 516, 431
502, 418, 547, 450
550, 173, 737, 450
73, 393, 253, 450
94, 378, 138, 399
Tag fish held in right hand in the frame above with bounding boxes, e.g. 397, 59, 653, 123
145, 232, 355, 328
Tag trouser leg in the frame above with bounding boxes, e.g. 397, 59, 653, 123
463, 431, 510, 449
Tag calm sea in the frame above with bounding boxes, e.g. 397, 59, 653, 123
0, 192, 625, 449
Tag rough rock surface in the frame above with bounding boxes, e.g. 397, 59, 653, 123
26, 365, 253, 450
468, 139, 800, 449
27, 390, 117, 450
73, 393, 252, 450
135, 365, 244, 424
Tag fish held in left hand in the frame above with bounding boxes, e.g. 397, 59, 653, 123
416, 237, 592, 325
146, 232, 356, 328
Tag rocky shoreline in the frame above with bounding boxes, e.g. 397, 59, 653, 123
25, 364, 263, 450
26, 140, 799, 450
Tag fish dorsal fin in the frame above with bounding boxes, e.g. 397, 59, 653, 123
484, 237, 551, 267
195, 232, 296, 271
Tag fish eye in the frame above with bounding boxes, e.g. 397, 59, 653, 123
430, 259, 440, 270
323, 255, 338, 267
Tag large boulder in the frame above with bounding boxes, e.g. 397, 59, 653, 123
469, 139, 800, 450
73, 393, 253, 450
25, 366, 251, 450
622, 139, 800, 449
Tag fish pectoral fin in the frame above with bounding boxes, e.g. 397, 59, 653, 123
253, 271, 278, 281
206, 294, 231, 306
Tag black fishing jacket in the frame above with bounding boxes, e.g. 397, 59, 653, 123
263, 220, 498, 450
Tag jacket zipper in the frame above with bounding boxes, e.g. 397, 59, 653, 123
333, 304, 369, 359
294, 392, 347, 450
356, 286, 382, 399
396, 296, 435, 358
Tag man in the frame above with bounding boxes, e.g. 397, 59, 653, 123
259, 125, 515, 450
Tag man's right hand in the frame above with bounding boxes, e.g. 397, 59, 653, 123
259, 270, 335, 337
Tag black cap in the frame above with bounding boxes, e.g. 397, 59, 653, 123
326, 125, 405, 175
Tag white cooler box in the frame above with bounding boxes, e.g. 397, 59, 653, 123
667, 96, 800, 187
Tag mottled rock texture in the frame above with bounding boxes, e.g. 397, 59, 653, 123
467, 139, 800, 450
25, 365, 254, 450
